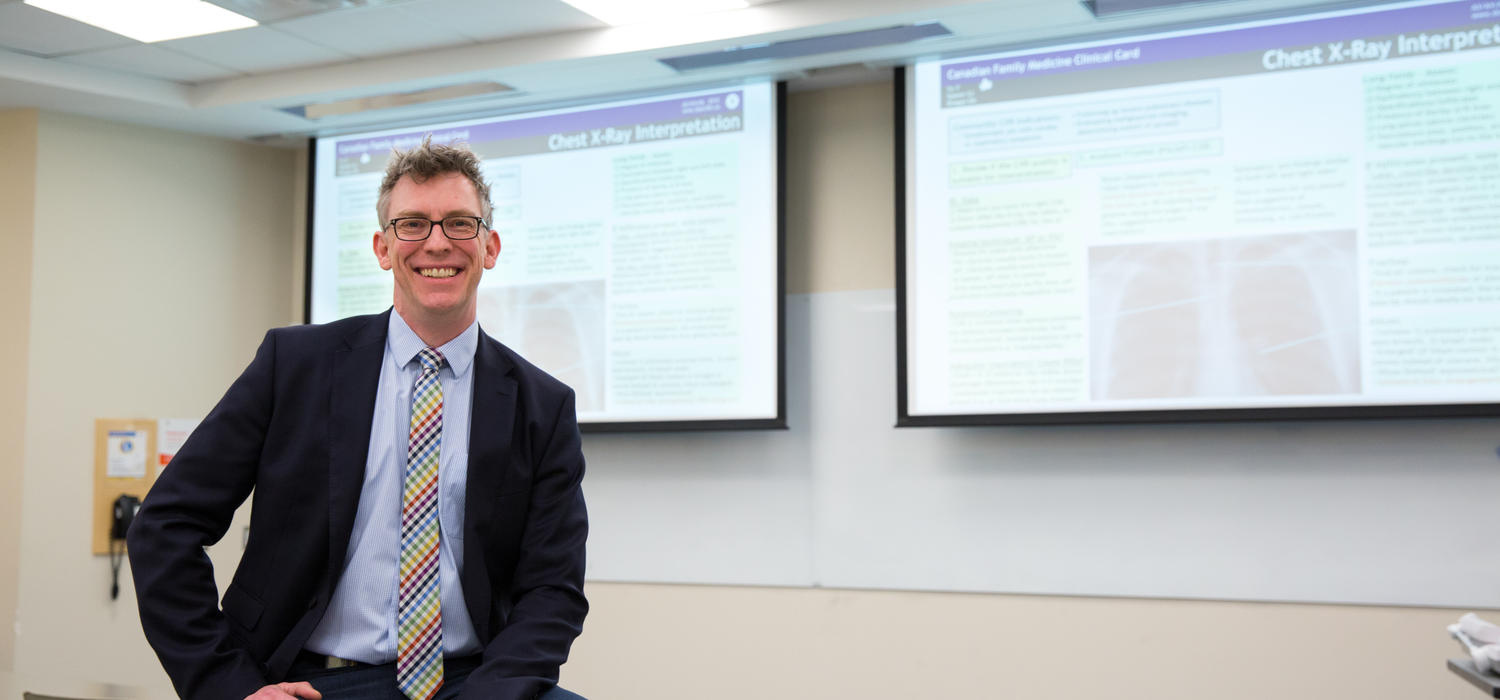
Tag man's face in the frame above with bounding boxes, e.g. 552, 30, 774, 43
373, 172, 500, 328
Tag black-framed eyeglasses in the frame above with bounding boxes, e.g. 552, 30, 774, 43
386, 215, 486, 241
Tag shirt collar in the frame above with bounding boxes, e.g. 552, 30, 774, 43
387, 310, 479, 378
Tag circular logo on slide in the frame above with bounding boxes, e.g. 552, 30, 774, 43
725, 93, 740, 110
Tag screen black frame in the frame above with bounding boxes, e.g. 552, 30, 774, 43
893, 27, 1500, 429
304, 80, 788, 433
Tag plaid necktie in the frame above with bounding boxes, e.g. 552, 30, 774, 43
397, 348, 445, 700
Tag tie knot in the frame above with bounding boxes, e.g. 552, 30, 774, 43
417, 348, 444, 372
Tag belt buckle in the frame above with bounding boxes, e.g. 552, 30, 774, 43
324, 655, 360, 669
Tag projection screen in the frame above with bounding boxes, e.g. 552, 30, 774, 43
310, 82, 783, 430
901, 0, 1500, 425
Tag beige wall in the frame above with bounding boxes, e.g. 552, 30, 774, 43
290, 146, 309, 322
0, 86, 1483, 700
0, 108, 39, 675
566, 583, 1477, 700
786, 83, 895, 294
6, 112, 295, 695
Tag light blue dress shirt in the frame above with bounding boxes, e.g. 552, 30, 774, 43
304, 311, 482, 662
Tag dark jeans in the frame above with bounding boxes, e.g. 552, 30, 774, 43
285, 656, 586, 700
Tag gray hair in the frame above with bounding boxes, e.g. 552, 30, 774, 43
375, 135, 493, 224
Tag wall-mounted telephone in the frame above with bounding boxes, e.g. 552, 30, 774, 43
109, 494, 140, 600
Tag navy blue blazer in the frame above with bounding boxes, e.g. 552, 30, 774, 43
128, 310, 588, 700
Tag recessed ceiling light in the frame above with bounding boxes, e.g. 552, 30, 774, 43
559, 0, 749, 27
24, 0, 257, 43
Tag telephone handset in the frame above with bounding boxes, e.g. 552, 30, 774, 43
111, 494, 141, 540
109, 494, 141, 599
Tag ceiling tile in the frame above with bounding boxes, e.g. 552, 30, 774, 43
406, 0, 605, 43
271, 3, 461, 58
58, 44, 245, 83
0, 2, 136, 57
158, 25, 354, 73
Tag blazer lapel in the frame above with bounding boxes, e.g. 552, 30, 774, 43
461, 329, 518, 638
326, 310, 389, 594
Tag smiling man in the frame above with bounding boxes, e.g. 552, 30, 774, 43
129, 138, 589, 700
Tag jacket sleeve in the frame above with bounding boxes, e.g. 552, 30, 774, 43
459, 389, 589, 700
128, 330, 278, 700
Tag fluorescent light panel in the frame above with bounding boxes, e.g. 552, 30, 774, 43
560, 0, 749, 26
24, 0, 257, 42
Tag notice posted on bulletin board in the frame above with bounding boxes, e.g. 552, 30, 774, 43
105, 429, 149, 478
157, 418, 199, 468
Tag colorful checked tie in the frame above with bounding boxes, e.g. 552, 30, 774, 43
398, 348, 445, 700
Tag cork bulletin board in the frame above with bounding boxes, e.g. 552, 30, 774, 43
92, 418, 157, 555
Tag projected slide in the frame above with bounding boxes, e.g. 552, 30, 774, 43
310, 83, 779, 426
905, 0, 1500, 420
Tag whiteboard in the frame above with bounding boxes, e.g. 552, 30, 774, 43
583, 288, 1500, 607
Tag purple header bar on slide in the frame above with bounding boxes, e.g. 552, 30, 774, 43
940, 1, 1479, 85
335, 91, 744, 157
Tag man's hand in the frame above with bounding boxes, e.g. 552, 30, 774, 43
244, 682, 322, 699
